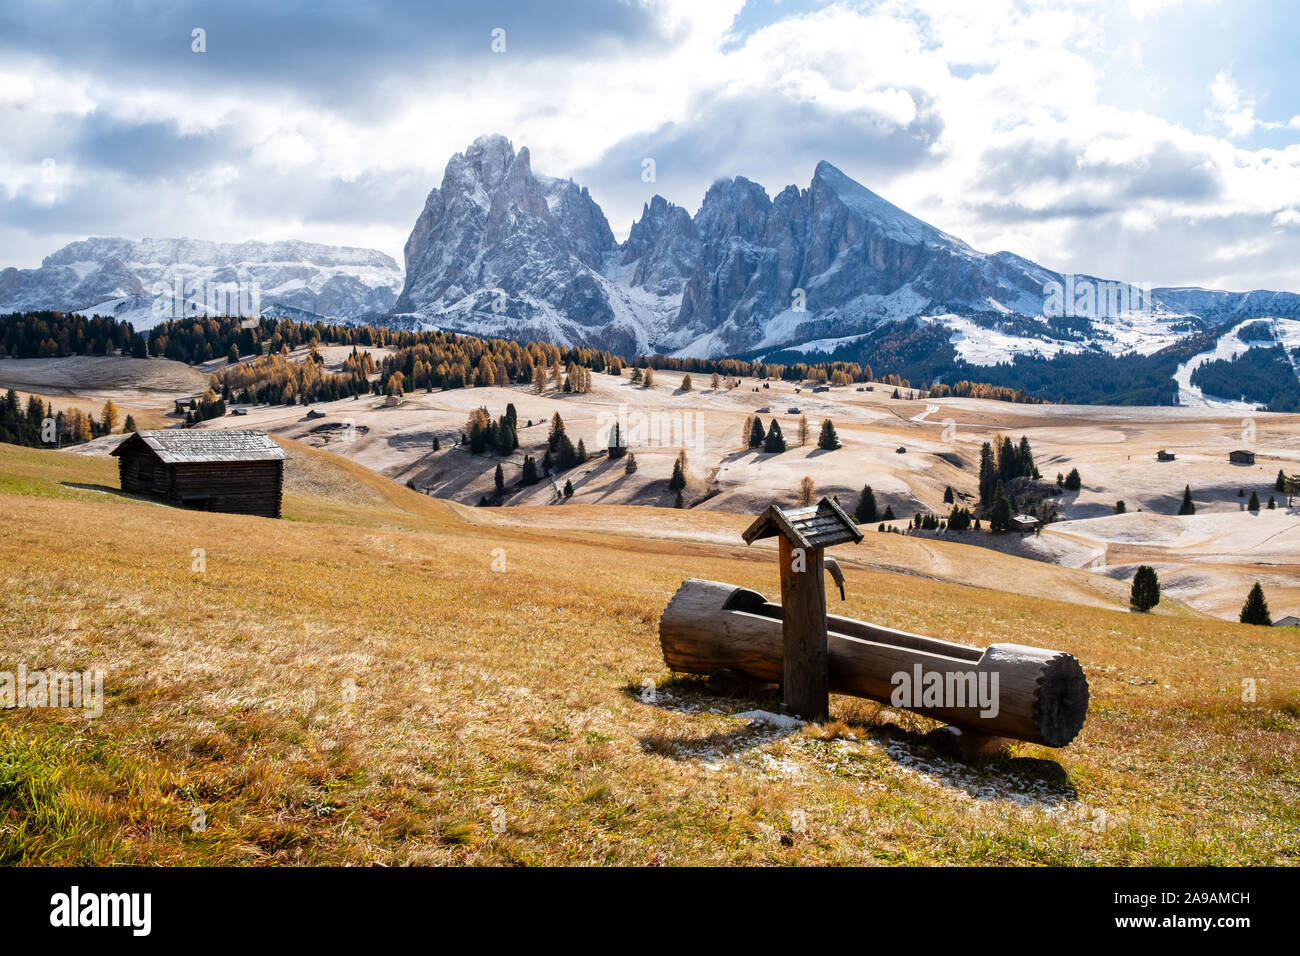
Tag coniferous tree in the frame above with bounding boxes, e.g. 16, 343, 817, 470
978, 442, 997, 508
496, 416, 518, 452
1248, 490, 1260, 511
1115, 500, 1127, 514
764, 419, 786, 453
1240, 582, 1272, 626
798, 475, 815, 506
494, 464, 505, 496
798, 415, 809, 446
432, 435, 440, 452
668, 452, 687, 492
1277, 469, 1287, 493
548, 412, 566, 452
943, 486, 954, 504
882, 505, 896, 521
1130, 565, 1160, 612
674, 488, 684, 509
748, 415, 766, 449
467, 408, 491, 454
1178, 484, 1196, 515
1064, 467, 1082, 492
624, 452, 637, 475
680, 373, 692, 392
1269, 496, 1276, 509
123, 414, 137, 433
998, 434, 1018, 482
817, 419, 839, 450
521, 455, 539, 485
855, 485, 878, 524
1017, 435, 1037, 478
563, 479, 574, 498
607, 422, 626, 458
557, 434, 578, 471
577, 439, 587, 464
990, 481, 1013, 533
100, 399, 120, 432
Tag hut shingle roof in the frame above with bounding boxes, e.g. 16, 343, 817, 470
111, 430, 287, 464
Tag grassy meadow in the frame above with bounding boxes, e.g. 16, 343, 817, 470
0, 439, 1297, 865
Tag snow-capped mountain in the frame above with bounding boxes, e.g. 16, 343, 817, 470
395, 135, 1300, 368
0, 237, 404, 329
393, 134, 675, 355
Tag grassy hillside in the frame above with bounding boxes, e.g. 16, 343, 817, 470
0, 440, 1297, 865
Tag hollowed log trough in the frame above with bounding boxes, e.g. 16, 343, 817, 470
659, 578, 1089, 747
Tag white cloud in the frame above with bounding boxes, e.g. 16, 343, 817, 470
3, 0, 1300, 295
1207, 68, 1285, 138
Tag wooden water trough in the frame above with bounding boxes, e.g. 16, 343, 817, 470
657, 498, 1089, 747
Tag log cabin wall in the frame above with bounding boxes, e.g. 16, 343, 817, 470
117, 443, 172, 498
113, 432, 286, 518
169, 460, 284, 518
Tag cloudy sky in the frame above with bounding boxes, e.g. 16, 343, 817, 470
3, 0, 1300, 292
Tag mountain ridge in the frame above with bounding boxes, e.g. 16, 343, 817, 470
0, 236, 404, 328
392, 135, 1300, 375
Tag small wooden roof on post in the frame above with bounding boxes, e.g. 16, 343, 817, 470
742, 498, 861, 723
741, 496, 863, 550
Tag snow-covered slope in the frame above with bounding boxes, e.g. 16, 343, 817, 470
0, 237, 404, 329
1173, 317, 1300, 408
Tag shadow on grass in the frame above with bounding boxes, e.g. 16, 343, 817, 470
59, 482, 155, 503
627, 674, 1077, 806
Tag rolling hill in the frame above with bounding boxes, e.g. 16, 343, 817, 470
0, 438, 1297, 865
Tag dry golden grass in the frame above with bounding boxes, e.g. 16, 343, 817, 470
0, 439, 1297, 865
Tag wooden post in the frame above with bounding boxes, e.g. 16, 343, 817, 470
778, 536, 829, 721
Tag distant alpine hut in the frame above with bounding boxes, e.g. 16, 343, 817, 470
1010, 514, 1040, 533
1229, 449, 1256, 465
112, 430, 287, 518
1156, 449, 1175, 462
1275, 615, 1300, 629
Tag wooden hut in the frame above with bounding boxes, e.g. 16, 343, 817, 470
1156, 449, 1175, 461
1010, 514, 1040, 533
1229, 449, 1256, 465
112, 430, 287, 518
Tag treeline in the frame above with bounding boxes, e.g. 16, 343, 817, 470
377, 339, 618, 394
928, 380, 1040, 403
0, 388, 119, 447
635, 354, 873, 386
148, 315, 396, 365
10, 310, 1272, 410
214, 347, 377, 405
0, 311, 145, 358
